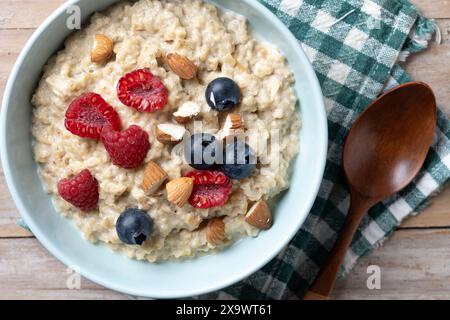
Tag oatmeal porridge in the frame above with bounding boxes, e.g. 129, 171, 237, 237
31, 0, 301, 262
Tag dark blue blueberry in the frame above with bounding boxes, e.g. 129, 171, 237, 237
184, 133, 220, 170
116, 208, 153, 245
222, 139, 256, 180
205, 77, 241, 111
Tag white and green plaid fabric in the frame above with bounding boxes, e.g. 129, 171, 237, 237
195, 0, 450, 299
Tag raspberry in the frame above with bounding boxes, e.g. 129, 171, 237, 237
101, 125, 150, 169
117, 69, 168, 113
185, 170, 232, 209
57, 169, 99, 211
65, 92, 121, 139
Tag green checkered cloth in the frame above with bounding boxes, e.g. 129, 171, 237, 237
196, 0, 450, 299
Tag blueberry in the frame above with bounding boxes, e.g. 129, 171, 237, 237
116, 208, 154, 245
205, 77, 241, 111
222, 139, 256, 180
184, 133, 220, 170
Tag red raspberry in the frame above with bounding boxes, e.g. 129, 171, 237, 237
185, 170, 232, 209
101, 125, 150, 169
117, 69, 168, 113
57, 169, 99, 211
65, 92, 121, 139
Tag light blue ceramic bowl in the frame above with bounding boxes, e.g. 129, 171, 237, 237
0, 0, 327, 298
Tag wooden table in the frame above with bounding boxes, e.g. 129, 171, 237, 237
0, 0, 449, 300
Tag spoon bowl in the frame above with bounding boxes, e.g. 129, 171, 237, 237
344, 82, 437, 199
305, 82, 436, 300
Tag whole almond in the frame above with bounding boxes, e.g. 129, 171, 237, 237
206, 218, 226, 245
245, 199, 272, 230
141, 161, 168, 194
166, 177, 194, 206
91, 34, 114, 63
166, 53, 197, 80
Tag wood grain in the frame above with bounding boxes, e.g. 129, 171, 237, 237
0, 0, 64, 29
411, 0, 450, 19
0, 29, 34, 100
0, 159, 34, 237
2, 229, 450, 300
332, 229, 450, 300
404, 19, 450, 115
0, 238, 126, 299
0, 0, 447, 27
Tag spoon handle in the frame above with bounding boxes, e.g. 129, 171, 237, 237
304, 193, 372, 300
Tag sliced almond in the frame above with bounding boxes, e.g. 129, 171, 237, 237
227, 113, 245, 130
173, 102, 201, 124
206, 218, 226, 245
166, 53, 197, 80
221, 113, 245, 140
166, 177, 194, 207
91, 34, 114, 63
141, 161, 168, 195
156, 123, 186, 145
245, 199, 272, 230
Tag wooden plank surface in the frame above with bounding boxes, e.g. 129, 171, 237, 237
0, 238, 126, 300
332, 229, 450, 300
2, 230, 450, 300
0, 0, 448, 28
0, 0, 449, 300
0, 29, 34, 101
0, 0, 63, 29
404, 19, 450, 114
411, 0, 450, 19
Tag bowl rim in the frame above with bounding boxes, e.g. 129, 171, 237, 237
0, 0, 328, 298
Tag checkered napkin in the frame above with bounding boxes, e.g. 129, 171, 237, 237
195, 0, 450, 299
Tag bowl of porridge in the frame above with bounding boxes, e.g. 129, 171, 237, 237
1, 0, 327, 298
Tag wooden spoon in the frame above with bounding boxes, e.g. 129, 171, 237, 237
304, 82, 437, 300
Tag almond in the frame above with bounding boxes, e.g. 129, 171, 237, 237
245, 199, 272, 230
173, 102, 201, 124
166, 177, 194, 206
91, 34, 114, 63
156, 123, 186, 145
141, 161, 168, 194
221, 113, 245, 140
206, 218, 226, 245
227, 113, 245, 130
166, 53, 197, 80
